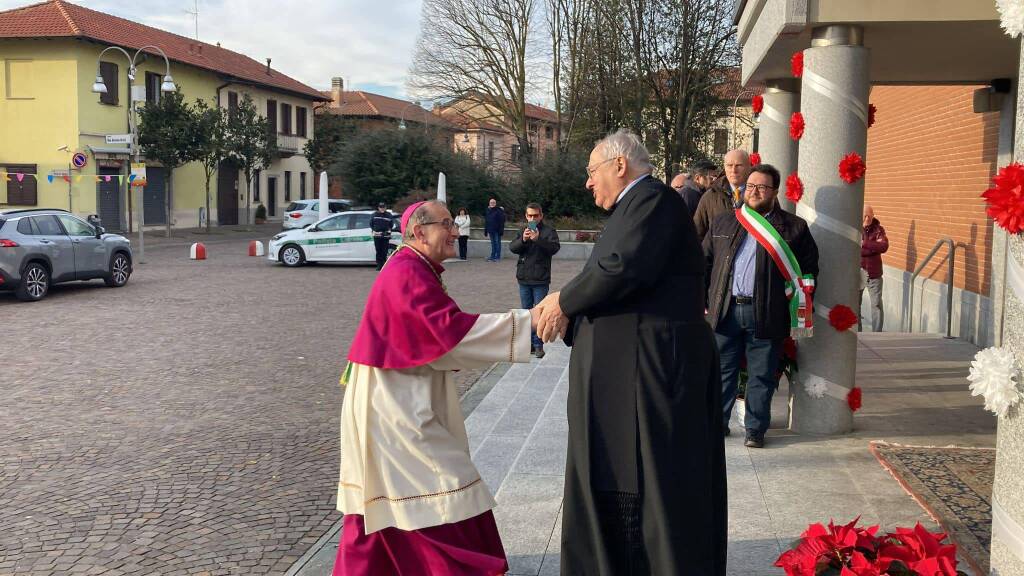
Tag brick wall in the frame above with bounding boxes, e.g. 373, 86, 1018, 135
864, 85, 1000, 295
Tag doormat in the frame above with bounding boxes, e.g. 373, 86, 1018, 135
869, 441, 994, 575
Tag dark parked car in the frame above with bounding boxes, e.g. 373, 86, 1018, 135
0, 209, 132, 301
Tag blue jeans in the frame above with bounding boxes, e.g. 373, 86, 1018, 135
519, 283, 549, 348
488, 234, 502, 260
715, 302, 782, 436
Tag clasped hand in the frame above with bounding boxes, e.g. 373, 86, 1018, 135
528, 291, 568, 342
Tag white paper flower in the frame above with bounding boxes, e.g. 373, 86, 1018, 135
996, 0, 1024, 37
967, 346, 1021, 417
804, 374, 828, 399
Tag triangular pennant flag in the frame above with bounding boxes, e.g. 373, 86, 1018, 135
47, 174, 54, 183
104, 175, 112, 182
129, 174, 136, 183
117, 175, 124, 183
74, 175, 83, 183
2, 174, 8, 182
63, 175, 70, 183
16, 173, 24, 182
94, 176, 102, 183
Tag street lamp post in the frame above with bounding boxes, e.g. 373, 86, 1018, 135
92, 45, 176, 265
732, 89, 758, 151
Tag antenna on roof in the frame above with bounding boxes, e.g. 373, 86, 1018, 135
184, 0, 199, 40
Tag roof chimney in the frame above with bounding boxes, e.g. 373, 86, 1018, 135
331, 77, 344, 107
266, 58, 272, 75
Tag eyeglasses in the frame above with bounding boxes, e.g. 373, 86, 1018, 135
420, 218, 455, 231
585, 156, 620, 178
746, 184, 776, 194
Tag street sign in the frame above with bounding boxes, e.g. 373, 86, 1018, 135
130, 163, 147, 187
50, 168, 70, 178
105, 134, 132, 145
71, 152, 88, 169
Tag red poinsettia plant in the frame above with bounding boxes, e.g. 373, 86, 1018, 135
752, 94, 764, 115
786, 172, 804, 203
982, 162, 1024, 234
775, 518, 967, 576
790, 112, 805, 140
750, 152, 762, 166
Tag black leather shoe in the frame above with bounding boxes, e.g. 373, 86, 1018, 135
744, 434, 764, 448
532, 346, 545, 358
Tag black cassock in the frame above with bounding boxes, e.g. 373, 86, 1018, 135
558, 176, 726, 575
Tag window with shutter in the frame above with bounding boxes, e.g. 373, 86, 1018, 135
267, 100, 278, 133
284, 171, 291, 201
300, 172, 306, 200
2, 164, 38, 206
145, 72, 161, 104
228, 91, 239, 116
280, 103, 292, 135
99, 61, 118, 105
296, 107, 307, 137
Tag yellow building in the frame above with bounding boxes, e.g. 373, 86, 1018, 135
0, 0, 327, 230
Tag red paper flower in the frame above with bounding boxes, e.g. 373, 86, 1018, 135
983, 162, 1024, 234
749, 152, 762, 166
789, 112, 805, 140
868, 103, 877, 128
829, 304, 858, 332
752, 94, 764, 115
839, 152, 866, 184
791, 51, 804, 78
785, 172, 804, 203
847, 387, 863, 412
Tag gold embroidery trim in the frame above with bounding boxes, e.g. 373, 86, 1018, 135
339, 478, 484, 505
509, 311, 516, 362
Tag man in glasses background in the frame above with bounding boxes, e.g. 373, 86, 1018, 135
703, 163, 819, 449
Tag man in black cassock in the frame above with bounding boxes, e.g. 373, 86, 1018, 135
536, 129, 726, 576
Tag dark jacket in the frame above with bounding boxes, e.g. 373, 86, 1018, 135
704, 207, 819, 340
508, 221, 560, 285
484, 207, 506, 237
558, 176, 725, 575
861, 218, 889, 279
693, 180, 741, 241
678, 181, 704, 218
371, 211, 393, 238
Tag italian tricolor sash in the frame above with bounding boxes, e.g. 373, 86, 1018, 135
735, 204, 815, 338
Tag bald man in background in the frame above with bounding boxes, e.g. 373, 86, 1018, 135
860, 205, 889, 332
693, 149, 751, 241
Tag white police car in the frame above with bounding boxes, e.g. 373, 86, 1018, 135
268, 210, 400, 267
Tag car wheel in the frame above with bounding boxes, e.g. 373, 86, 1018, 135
280, 244, 306, 267
16, 262, 49, 302
104, 252, 132, 287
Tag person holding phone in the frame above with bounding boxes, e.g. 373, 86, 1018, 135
509, 203, 561, 357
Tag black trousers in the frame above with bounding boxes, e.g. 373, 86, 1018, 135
373, 237, 390, 269
458, 236, 468, 259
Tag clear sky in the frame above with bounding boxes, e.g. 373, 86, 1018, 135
0, 0, 423, 98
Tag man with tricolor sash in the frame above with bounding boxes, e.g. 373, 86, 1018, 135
704, 163, 819, 448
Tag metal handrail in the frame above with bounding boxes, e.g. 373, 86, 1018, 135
905, 238, 956, 338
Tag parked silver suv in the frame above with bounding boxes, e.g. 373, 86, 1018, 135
0, 209, 133, 302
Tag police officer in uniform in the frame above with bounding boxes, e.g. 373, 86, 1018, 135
371, 203, 394, 271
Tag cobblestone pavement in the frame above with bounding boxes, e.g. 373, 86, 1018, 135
0, 234, 584, 575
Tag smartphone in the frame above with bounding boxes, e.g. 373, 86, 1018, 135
527, 221, 538, 232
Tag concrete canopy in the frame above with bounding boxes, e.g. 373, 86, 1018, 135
736, 0, 1020, 85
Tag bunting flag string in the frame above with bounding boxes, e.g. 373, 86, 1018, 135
1, 171, 127, 185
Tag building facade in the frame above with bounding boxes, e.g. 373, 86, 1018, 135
0, 0, 327, 229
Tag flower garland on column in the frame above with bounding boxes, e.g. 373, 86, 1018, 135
982, 162, 1024, 234
839, 152, 866, 184
967, 346, 1021, 417
996, 0, 1024, 37
749, 152, 762, 166
785, 173, 803, 203
791, 51, 804, 78
789, 112, 805, 140
868, 104, 877, 128
752, 94, 764, 115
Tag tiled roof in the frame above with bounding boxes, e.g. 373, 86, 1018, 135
323, 90, 461, 130
524, 102, 558, 123
712, 68, 764, 101
0, 0, 327, 101
435, 108, 505, 133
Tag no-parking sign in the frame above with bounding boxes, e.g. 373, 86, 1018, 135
71, 152, 88, 169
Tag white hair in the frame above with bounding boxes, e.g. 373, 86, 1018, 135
596, 128, 653, 173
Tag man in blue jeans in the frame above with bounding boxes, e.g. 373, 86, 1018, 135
509, 203, 560, 357
703, 164, 818, 448
484, 198, 506, 261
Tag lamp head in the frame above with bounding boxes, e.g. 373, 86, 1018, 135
160, 75, 176, 92
398, 120, 407, 130
91, 75, 107, 94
